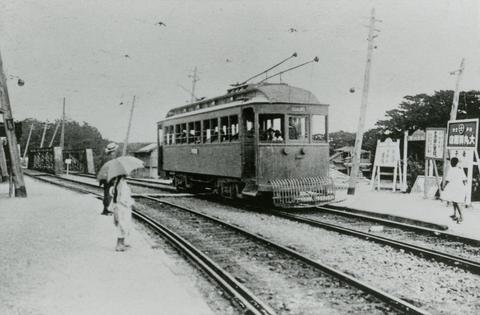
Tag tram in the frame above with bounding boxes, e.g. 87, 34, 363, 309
157, 82, 335, 207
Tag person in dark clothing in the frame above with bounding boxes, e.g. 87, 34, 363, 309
99, 143, 119, 215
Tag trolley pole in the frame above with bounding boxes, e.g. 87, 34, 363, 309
0, 47, 27, 197
122, 95, 136, 156
59, 97, 66, 150
347, 8, 380, 195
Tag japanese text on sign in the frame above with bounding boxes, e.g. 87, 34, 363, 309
447, 120, 478, 148
425, 128, 445, 160
373, 138, 400, 167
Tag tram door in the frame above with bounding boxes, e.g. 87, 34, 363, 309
242, 108, 256, 178
157, 124, 164, 178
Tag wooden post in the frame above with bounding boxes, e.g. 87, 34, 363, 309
48, 121, 60, 147
60, 97, 66, 150
122, 95, 136, 156
0, 47, 27, 197
0, 140, 8, 179
40, 121, 47, 148
348, 8, 380, 195
442, 58, 465, 183
22, 123, 34, 159
402, 131, 408, 192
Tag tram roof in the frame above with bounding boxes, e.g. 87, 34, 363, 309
163, 83, 322, 120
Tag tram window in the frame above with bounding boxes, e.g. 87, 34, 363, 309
288, 115, 308, 141
194, 121, 201, 143
163, 127, 169, 145
202, 119, 218, 143
176, 123, 187, 144
211, 118, 219, 142
188, 121, 200, 143
182, 123, 187, 143
168, 126, 175, 144
230, 115, 239, 141
259, 114, 284, 142
312, 115, 327, 142
188, 122, 195, 143
243, 108, 255, 138
220, 116, 229, 142
203, 120, 210, 143
175, 125, 182, 144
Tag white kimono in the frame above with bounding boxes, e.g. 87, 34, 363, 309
110, 178, 134, 238
441, 166, 467, 203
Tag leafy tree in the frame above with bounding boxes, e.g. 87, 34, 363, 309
376, 90, 480, 139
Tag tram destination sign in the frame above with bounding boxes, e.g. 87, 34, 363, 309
446, 119, 478, 149
425, 128, 445, 160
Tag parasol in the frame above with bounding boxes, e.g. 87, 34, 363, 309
97, 156, 144, 183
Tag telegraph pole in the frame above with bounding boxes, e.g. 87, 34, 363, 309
442, 58, 466, 183
122, 95, 136, 156
59, 97, 66, 150
449, 58, 465, 121
348, 8, 380, 195
189, 67, 199, 104
40, 121, 48, 148
0, 47, 27, 197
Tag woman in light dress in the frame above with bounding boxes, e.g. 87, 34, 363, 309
441, 157, 467, 223
109, 175, 134, 251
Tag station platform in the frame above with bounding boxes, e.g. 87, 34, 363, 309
0, 176, 215, 315
334, 180, 480, 240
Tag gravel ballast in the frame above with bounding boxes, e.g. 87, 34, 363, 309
154, 196, 480, 315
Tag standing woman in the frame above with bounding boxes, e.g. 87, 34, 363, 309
110, 175, 134, 251
441, 157, 467, 223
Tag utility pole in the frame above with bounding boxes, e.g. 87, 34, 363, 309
0, 47, 27, 197
40, 121, 48, 148
442, 58, 466, 183
449, 58, 465, 121
188, 67, 199, 104
347, 8, 380, 195
48, 121, 60, 147
22, 123, 34, 159
122, 95, 136, 156
59, 97, 66, 150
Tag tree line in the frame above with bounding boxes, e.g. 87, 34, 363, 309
330, 90, 480, 158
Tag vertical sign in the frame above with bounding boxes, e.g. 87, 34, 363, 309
446, 119, 479, 204
425, 128, 445, 160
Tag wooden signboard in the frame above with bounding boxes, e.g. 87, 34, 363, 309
371, 138, 403, 191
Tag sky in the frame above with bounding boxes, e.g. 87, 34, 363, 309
0, 0, 479, 143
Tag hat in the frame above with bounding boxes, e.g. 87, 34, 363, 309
105, 142, 119, 153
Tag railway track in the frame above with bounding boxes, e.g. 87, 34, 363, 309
135, 196, 427, 314
25, 171, 177, 196
272, 209, 480, 275
72, 172, 175, 191
26, 172, 428, 314
27, 171, 480, 274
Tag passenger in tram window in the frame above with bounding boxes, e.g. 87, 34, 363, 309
266, 127, 275, 141
273, 130, 283, 142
